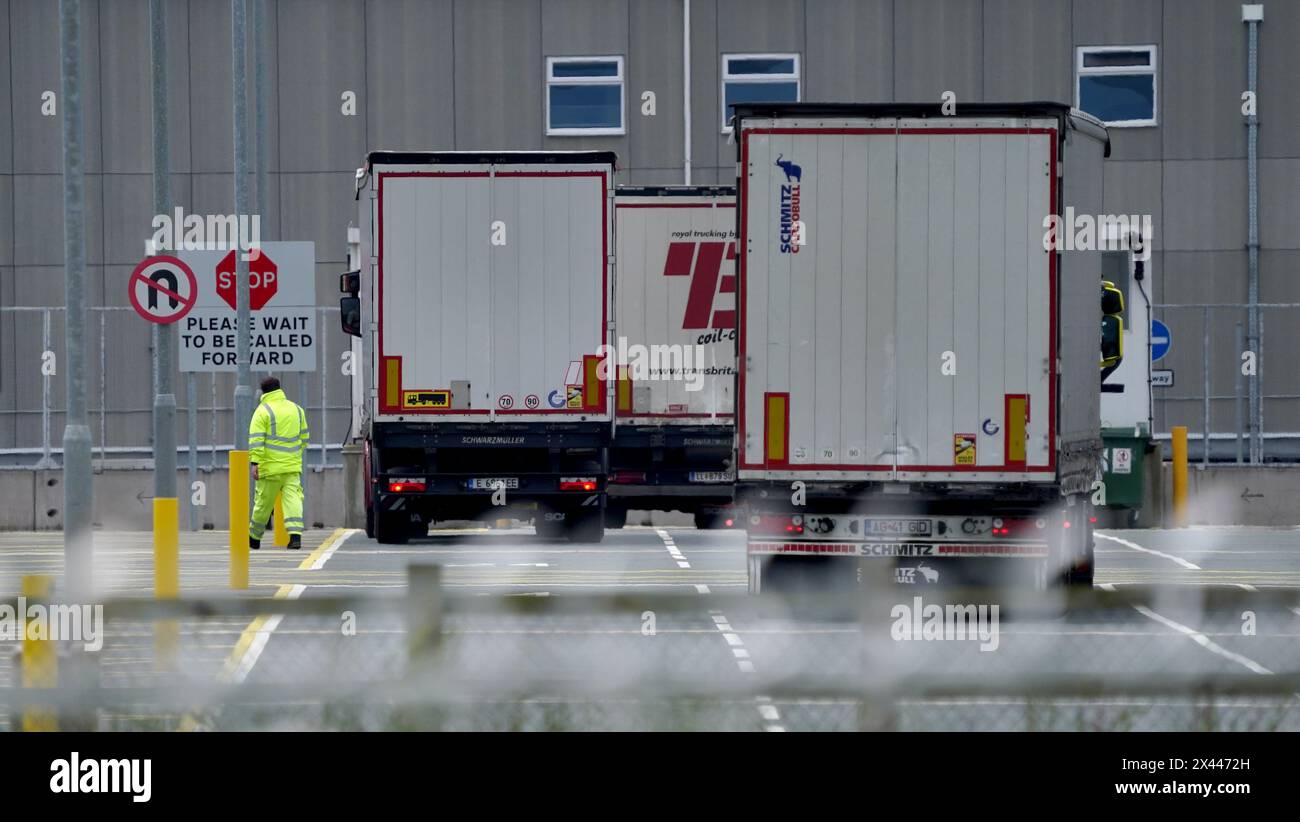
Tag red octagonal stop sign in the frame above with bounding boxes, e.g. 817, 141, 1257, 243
216, 248, 278, 311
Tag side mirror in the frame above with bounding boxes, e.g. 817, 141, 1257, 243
340, 296, 361, 337
340, 270, 360, 295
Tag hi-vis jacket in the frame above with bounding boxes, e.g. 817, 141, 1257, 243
248, 388, 310, 476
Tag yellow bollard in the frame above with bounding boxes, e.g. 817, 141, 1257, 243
153, 497, 180, 671
1171, 426, 1189, 528
229, 450, 250, 589
273, 493, 289, 547
21, 574, 57, 732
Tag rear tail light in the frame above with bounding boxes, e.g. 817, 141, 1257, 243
560, 477, 598, 491
388, 478, 426, 493
724, 518, 734, 528
990, 518, 1038, 537
609, 471, 646, 484
1089, 516, 1098, 524
748, 514, 804, 536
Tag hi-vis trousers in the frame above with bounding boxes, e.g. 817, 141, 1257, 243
249, 472, 304, 540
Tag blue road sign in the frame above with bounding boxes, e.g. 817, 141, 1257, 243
1151, 318, 1171, 361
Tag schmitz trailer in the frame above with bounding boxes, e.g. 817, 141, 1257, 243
733, 103, 1110, 592
341, 151, 616, 543
609, 186, 737, 529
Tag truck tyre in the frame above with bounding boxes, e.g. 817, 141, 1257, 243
1065, 529, 1096, 587
604, 505, 627, 529
565, 509, 605, 544
535, 513, 565, 539
364, 504, 375, 539
374, 509, 409, 545
693, 511, 720, 530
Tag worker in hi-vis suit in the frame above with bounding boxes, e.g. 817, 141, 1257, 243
247, 376, 309, 550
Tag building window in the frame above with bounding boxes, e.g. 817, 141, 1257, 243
1076, 46, 1157, 127
546, 56, 625, 135
722, 53, 800, 132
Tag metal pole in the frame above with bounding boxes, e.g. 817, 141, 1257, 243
1234, 321, 1244, 464
319, 310, 327, 470
151, 0, 176, 502
41, 309, 52, 469
1245, 12, 1261, 466
60, 0, 93, 598
1256, 309, 1265, 464
99, 310, 106, 468
209, 372, 217, 470
187, 372, 199, 530
232, 0, 253, 450
1202, 307, 1210, 467
253, 0, 269, 238
682, 0, 692, 185
299, 370, 308, 527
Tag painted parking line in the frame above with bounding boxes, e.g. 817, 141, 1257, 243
1095, 532, 1201, 570
299, 527, 358, 570
1132, 605, 1273, 675
655, 529, 691, 569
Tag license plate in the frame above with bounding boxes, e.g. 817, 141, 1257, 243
689, 471, 733, 483
466, 477, 519, 490
862, 518, 932, 537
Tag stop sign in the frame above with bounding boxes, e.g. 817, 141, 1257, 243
216, 248, 278, 310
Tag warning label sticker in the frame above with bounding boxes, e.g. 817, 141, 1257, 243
953, 433, 976, 465
403, 389, 450, 409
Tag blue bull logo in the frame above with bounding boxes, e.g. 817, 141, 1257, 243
775, 153, 802, 182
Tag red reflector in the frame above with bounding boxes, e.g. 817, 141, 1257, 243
560, 481, 598, 491
388, 481, 426, 493
1063, 520, 1072, 529
724, 519, 734, 527
609, 471, 646, 485
1089, 516, 1098, 524
750, 515, 804, 536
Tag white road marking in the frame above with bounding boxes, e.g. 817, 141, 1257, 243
655, 529, 690, 569
302, 528, 357, 570
705, 604, 786, 730
1133, 605, 1273, 675
695, 584, 711, 594
1095, 532, 1201, 570
1235, 583, 1258, 592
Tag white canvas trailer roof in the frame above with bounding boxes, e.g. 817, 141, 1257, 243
613, 186, 736, 423
360, 151, 615, 424
733, 103, 1108, 485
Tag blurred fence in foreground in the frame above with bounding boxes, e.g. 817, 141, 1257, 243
1, 576, 1298, 731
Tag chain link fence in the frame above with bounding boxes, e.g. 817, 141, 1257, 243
0, 305, 352, 469
1150, 303, 1300, 464
2, 577, 1297, 731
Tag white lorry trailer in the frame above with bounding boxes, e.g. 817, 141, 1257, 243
731, 103, 1110, 591
608, 186, 738, 529
341, 151, 616, 543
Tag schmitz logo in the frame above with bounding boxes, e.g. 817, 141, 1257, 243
775, 154, 802, 254
662, 238, 736, 331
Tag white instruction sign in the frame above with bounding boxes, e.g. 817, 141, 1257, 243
177, 242, 317, 372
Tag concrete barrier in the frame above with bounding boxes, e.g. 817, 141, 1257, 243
0, 466, 345, 531
1158, 463, 1300, 527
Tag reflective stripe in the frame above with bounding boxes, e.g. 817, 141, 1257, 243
263, 442, 303, 453
263, 433, 302, 445
249, 522, 266, 539
260, 403, 276, 437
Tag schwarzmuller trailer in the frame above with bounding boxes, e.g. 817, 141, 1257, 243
731, 103, 1111, 592
342, 151, 616, 543
609, 186, 738, 529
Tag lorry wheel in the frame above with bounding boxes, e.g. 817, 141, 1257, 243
604, 505, 626, 529
693, 511, 720, 530
374, 510, 409, 545
364, 504, 375, 539
535, 514, 565, 539
565, 510, 605, 544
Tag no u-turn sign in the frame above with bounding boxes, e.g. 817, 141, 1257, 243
129, 256, 198, 325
